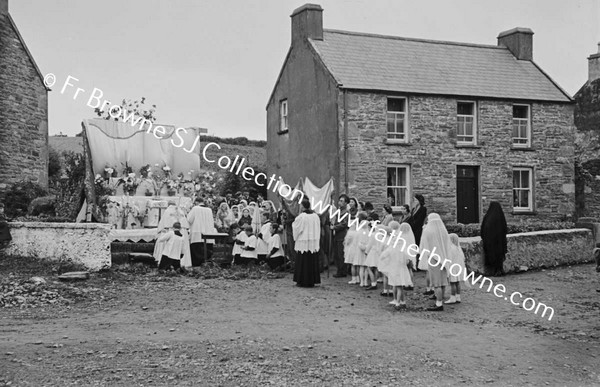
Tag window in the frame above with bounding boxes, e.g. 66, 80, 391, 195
387, 165, 410, 209
387, 97, 407, 142
512, 105, 531, 147
279, 100, 288, 132
513, 167, 533, 211
457, 101, 476, 145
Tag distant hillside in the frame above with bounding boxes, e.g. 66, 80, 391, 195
49, 136, 84, 154
49, 135, 266, 170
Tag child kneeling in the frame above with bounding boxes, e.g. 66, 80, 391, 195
158, 222, 184, 270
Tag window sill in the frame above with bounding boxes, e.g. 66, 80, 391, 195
277, 130, 289, 135
512, 210, 536, 215
455, 144, 481, 149
385, 139, 410, 146
511, 146, 534, 151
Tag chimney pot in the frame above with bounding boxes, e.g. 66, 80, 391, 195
497, 27, 534, 61
291, 4, 323, 47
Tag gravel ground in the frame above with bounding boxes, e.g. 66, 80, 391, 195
1, 255, 599, 386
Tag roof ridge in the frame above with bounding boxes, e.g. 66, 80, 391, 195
322, 28, 505, 50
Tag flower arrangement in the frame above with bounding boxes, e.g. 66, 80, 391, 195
103, 164, 117, 179
139, 164, 151, 179
117, 172, 139, 195
122, 161, 133, 175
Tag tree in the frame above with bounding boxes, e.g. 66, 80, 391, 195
76, 97, 158, 136
95, 97, 158, 122
48, 146, 62, 182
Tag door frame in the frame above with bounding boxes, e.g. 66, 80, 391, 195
455, 164, 481, 224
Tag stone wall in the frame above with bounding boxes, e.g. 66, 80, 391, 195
266, 39, 340, 201
460, 228, 593, 274
0, 11, 49, 200
574, 78, 600, 218
339, 91, 575, 223
4, 222, 112, 271
574, 78, 600, 132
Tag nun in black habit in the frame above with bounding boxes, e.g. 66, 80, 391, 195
480, 202, 508, 276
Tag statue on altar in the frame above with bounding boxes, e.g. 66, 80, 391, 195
138, 164, 159, 196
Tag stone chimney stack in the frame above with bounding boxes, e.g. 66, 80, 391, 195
497, 27, 534, 61
0, 0, 8, 15
588, 43, 600, 83
291, 4, 323, 47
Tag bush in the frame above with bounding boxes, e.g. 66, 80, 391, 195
51, 151, 86, 220
4, 181, 47, 218
48, 146, 62, 183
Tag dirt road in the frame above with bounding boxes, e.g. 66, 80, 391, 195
1, 257, 599, 386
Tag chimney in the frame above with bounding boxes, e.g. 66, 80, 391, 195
0, 0, 8, 15
291, 4, 323, 47
588, 43, 600, 83
497, 27, 534, 61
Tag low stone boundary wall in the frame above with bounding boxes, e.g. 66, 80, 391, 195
4, 222, 112, 271
460, 228, 594, 274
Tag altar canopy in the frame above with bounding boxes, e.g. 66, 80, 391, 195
278, 177, 334, 215
83, 119, 202, 176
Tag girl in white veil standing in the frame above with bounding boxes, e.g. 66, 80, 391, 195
385, 222, 416, 308
215, 202, 234, 233
419, 213, 452, 311
251, 204, 263, 235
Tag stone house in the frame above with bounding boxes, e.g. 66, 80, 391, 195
574, 44, 600, 218
267, 4, 575, 223
0, 0, 49, 199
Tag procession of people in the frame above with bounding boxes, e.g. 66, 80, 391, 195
151, 187, 509, 310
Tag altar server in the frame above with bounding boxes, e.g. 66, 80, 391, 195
187, 198, 217, 266
157, 222, 185, 270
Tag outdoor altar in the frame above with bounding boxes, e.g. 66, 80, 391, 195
79, 119, 217, 236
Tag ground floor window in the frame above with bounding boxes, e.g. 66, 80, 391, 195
387, 165, 410, 209
513, 167, 533, 211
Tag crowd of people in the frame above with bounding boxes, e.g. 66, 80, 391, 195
151, 191, 290, 272
151, 189, 511, 307
302, 193, 510, 310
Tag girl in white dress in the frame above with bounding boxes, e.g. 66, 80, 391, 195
355, 212, 370, 287
385, 223, 416, 308
378, 221, 401, 297
446, 233, 466, 304
364, 224, 389, 289
344, 197, 360, 284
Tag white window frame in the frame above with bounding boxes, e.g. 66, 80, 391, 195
513, 167, 534, 212
387, 165, 411, 211
279, 99, 288, 132
386, 97, 408, 143
456, 101, 477, 145
512, 104, 531, 148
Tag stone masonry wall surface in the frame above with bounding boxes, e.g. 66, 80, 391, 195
574, 78, 600, 218
4, 222, 112, 271
459, 228, 593, 274
339, 91, 575, 223
0, 14, 49, 198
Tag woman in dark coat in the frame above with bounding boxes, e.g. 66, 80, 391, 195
0, 203, 11, 247
407, 194, 427, 246
480, 202, 508, 276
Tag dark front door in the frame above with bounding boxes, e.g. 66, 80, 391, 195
457, 166, 479, 224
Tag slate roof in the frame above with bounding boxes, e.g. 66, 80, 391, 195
308, 29, 571, 102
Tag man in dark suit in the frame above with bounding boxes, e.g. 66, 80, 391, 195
330, 194, 349, 277
363, 201, 379, 222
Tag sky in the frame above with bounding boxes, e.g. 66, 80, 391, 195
9, 0, 600, 140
